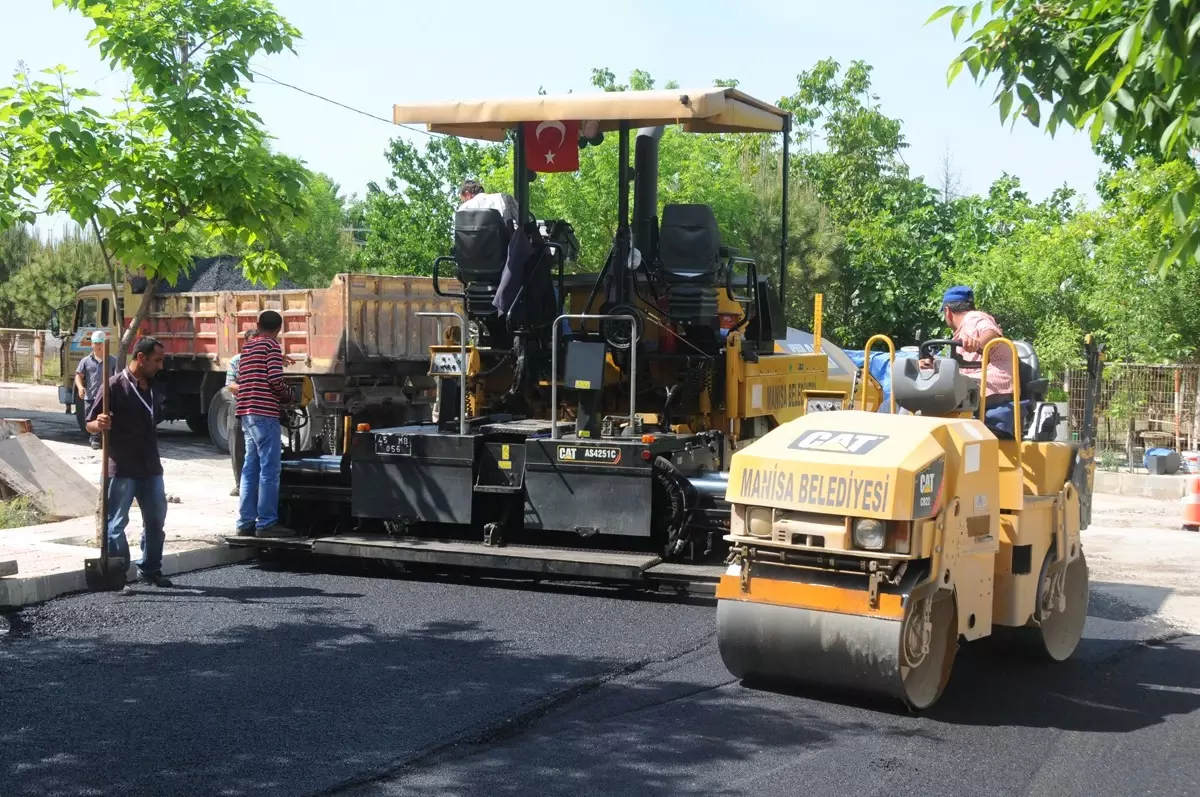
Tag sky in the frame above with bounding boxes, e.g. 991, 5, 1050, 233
2, 0, 1104, 228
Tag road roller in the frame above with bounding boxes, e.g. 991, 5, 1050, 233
716, 334, 1106, 709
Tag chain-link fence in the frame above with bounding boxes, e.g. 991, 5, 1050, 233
1066, 362, 1200, 468
0, 329, 62, 385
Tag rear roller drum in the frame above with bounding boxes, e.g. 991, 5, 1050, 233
1017, 549, 1089, 661
717, 588, 959, 710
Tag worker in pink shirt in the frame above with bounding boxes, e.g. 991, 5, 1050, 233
938, 285, 1019, 439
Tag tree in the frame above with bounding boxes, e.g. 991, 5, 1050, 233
782, 59, 949, 345
0, 224, 35, 278
0, 0, 308, 361
0, 227, 108, 329
273, 173, 357, 287
357, 135, 507, 275
939, 145, 964, 203
933, 0, 1200, 274
942, 159, 1200, 372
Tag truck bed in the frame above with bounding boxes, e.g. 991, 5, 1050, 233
140, 272, 464, 376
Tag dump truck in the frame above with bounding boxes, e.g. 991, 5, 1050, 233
715, 334, 1105, 709
231, 85, 884, 587
53, 260, 459, 455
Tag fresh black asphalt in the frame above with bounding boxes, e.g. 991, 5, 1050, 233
2, 559, 1197, 797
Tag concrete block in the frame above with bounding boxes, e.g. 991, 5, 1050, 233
0, 559, 15, 577
0, 384, 64, 414
0, 433, 98, 520
1093, 470, 1188, 500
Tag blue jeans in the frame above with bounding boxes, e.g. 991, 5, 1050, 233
106, 475, 168, 575
238, 415, 282, 530
984, 399, 1034, 440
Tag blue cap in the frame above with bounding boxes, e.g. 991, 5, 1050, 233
941, 285, 973, 307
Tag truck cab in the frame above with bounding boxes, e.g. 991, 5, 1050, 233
56, 283, 123, 431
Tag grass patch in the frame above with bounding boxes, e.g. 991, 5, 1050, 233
0, 495, 45, 529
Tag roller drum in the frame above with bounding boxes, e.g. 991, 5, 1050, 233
717, 589, 957, 710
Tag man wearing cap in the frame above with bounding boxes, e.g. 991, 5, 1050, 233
74, 331, 117, 450
938, 285, 1019, 438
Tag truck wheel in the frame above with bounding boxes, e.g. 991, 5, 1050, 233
186, 414, 207, 436
207, 390, 233, 455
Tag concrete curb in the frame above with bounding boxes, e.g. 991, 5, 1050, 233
0, 385, 66, 415
1094, 471, 1189, 500
0, 544, 255, 608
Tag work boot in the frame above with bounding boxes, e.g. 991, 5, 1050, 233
137, 570, 173, 588
230, 486, 240, 497
235, 524, 255, 537
256, 524, 297, 538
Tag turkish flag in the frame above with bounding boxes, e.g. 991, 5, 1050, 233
524, 120, 580, 173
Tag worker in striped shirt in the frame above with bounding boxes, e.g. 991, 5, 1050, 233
225, 329, 257, 497
235, 310, 296, 537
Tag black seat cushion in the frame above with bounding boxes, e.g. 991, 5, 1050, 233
660, 204, 721, 285
454, 209, 509, 283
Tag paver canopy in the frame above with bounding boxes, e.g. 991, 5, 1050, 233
392, 87, 789, 141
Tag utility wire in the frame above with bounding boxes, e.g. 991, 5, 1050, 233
249, 68, 440, 138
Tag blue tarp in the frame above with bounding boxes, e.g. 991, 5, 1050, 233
846, 349, 917, 411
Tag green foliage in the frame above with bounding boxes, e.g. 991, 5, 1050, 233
0, 0, 309, 360
935, 0, 1200, 275
357, 136, 507, 275
272, 173, 358, 287
212, 167, 358, 287
0, 226, 108, 328
944, 158, 1200, 372
0, 224, 36, 281
782, 59, 949, 345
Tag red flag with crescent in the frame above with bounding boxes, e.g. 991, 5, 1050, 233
524, 120, 580, 173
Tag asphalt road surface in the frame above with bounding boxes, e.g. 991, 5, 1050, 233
2, 556, 1198, 797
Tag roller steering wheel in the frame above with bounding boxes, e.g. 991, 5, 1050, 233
918, 338, 976, 368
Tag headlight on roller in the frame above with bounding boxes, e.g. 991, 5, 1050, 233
852, 518, 886, 550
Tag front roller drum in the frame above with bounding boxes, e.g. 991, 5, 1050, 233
717, 589, 958, 710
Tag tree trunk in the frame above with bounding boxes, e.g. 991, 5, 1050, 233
118, 276, 161, 365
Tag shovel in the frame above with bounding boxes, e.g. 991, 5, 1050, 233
85, 340, 126, 591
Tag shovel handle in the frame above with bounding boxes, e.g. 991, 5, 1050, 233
98, 341, 110, 567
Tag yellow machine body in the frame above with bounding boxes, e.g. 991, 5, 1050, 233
437, 288, 881, 456
715, 337, 1091, 709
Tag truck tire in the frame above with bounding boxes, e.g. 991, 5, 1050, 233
186, 414, 207, 436
207, 390, 233, 455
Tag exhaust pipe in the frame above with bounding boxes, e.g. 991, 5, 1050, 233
633, 126, 664, 258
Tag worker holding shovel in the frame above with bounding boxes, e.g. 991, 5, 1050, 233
85, 336, 173, 588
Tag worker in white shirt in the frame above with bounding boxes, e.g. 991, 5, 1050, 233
458, 180, 519, 229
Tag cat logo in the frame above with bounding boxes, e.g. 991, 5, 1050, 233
919, 473, 936, 494
556, 445, 622, 465
788, 430, 888, 456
